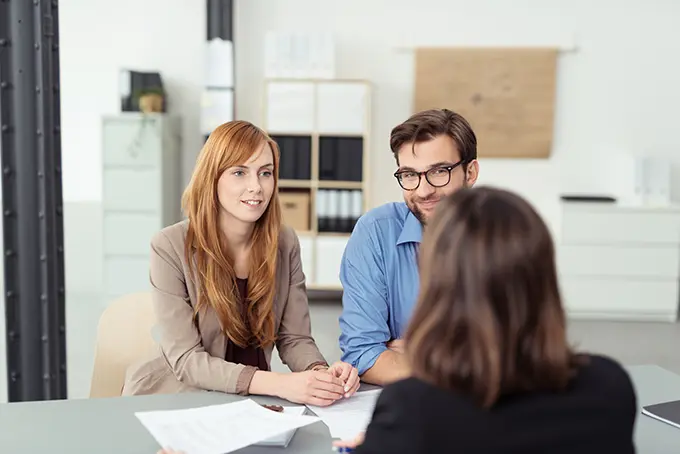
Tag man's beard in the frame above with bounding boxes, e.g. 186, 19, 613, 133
408, 181, 470, 225
407, 196, 435, 225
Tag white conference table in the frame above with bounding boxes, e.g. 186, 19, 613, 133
628, 364, 680, 453
0, 390, 333, 454
1, 365, 679, 453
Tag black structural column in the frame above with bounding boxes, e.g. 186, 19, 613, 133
203, 0, 235, 141
0, 0, 67, 401
207, 0, 233, 42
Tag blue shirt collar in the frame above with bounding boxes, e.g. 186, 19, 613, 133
396, 210, 423, 245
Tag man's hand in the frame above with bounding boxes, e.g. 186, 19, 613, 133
327, 361, 360, 398
386, 339, 405, 354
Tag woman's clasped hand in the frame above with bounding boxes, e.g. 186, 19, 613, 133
327, 360, 361, 398
279, 361, 360, 407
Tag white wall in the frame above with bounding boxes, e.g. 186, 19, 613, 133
1, 0, 677, 401
57, 0, 680, 239
59, 0, 205, 202
233, 0, 680, 238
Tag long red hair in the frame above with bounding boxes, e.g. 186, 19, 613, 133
181, 121, 281, 348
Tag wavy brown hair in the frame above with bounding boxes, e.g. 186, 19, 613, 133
181, 121, 282, 348
406, 186, 583, 407
389, 108, 477, 169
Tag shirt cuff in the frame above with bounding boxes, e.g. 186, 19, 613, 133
355, 344, 388, 376
235, 365, 258, 395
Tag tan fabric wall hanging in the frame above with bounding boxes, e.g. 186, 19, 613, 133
414, 47, 558, 158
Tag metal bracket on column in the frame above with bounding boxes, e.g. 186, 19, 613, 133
0, 0, 67, 402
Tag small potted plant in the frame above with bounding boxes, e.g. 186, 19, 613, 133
135, 86, 165, 113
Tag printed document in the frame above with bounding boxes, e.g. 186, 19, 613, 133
257, 405, 308, 447
306, 389, 382, 440
135, 399, 319, 454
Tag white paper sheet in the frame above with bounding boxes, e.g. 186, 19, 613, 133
135, 399, 319, 454
306, 389, 382, 440
256, 405, 307, 447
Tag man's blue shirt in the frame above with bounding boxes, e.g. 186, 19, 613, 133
338, 202, 421, 375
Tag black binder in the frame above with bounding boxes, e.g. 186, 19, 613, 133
270, 135, 311, 180
319, 137, 363, 181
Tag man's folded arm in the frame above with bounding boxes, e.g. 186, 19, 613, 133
360, 348, 410, 386
338, 219, 411, 386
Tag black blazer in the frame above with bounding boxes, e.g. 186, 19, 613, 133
355, 354, 637, 454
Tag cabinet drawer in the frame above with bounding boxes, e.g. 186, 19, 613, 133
314, 236, 348, 288
103, 213, 160, 255
562, 206, 680, 245
103, 116, 161, 167
103, 169, 160, 212
316, 82, 368, 135
560, 277, 679, 319
557, 244, 680, 279
266, 82, 315, 133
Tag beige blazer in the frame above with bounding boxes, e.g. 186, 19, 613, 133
121, 220, 327, 396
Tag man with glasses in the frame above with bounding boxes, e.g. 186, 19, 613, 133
338, 109, 480, 385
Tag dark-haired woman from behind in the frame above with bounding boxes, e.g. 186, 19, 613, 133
337, 186, 637, 454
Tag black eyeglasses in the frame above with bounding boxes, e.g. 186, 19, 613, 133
394, 160, 465, 191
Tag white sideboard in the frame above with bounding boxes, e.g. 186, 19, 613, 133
557, 202, 680, 321
102, 113, 182, 298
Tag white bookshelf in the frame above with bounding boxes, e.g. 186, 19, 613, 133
263, 79, 371, 291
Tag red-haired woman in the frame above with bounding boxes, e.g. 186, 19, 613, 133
123, 121, 359, 406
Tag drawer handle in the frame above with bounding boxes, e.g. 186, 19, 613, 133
283, 202, 297, 209
126, 117, 157, 159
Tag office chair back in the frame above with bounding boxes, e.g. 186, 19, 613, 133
89, 291, 158, 398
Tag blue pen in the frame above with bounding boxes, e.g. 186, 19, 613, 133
336, 448, 353, 453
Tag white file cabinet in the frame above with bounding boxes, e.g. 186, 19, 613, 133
102, 113, 182, 298
557, 202, 680, 321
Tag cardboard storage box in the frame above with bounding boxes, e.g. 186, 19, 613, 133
279, 191, 310, 231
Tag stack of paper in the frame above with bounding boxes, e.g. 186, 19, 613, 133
257, 406, 308, 447
135, 399, 319, 454
306, 389, 382, 440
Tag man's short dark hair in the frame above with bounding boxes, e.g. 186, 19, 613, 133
389, 109, 477, 168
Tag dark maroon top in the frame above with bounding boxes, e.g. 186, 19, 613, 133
224, 278, 269, 371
